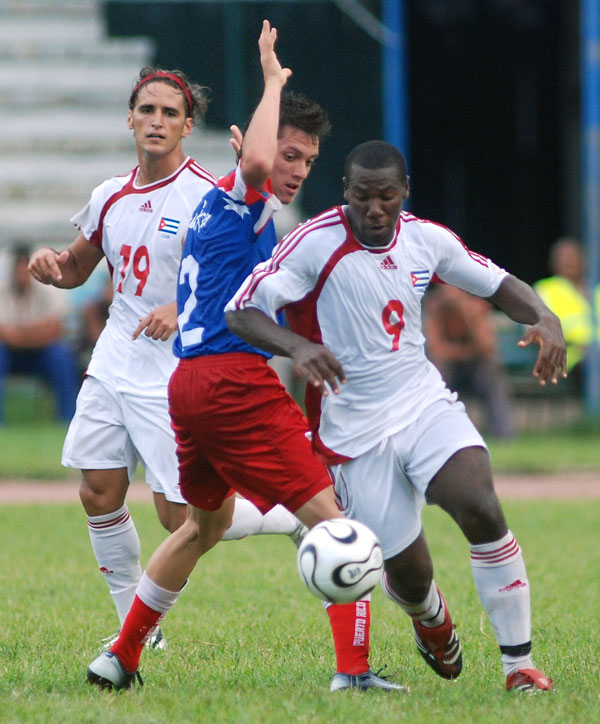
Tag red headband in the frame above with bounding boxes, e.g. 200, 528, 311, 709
130, 71, 193, 117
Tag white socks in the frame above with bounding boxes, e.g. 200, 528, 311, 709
88, 499, 301, 628
136, 571, 183, 613
87, 504, 142, 625
221, 499, 301, 541
470, 530, 534, 675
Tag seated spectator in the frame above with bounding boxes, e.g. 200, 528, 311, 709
0, 244, 79, 423
534, 237, 600, 391
72, 272, 113, 375
424, 283, 515, 438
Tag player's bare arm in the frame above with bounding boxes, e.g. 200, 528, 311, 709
132, 301, 178, 341
226, 307, 346, 395
487, 274, 567, 385
239, 20, 292, 191
28, 234, 104, 289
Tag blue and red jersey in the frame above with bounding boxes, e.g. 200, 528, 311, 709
173, 165, 282, 359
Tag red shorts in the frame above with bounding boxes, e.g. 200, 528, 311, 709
168, 353, 332, 514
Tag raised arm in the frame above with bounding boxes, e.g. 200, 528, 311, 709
239, 20, 292, 190
28, 233, 104, 289
226, 307, 346, 396
488, 274, 567, 385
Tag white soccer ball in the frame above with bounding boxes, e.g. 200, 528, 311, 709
296, 518, 383, 603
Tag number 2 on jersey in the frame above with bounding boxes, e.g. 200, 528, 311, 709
117, 244, 150, 296
382, 300, 405, 350
177, 254, 205, 347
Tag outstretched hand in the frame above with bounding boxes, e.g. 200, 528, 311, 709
258, 19, 292, 88
28, 248, 69, 284
518, 317, 568, 386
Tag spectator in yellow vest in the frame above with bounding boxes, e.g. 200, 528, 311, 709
534, 237, 600, 389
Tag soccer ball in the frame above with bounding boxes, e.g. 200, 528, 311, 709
296, 518, 383, 603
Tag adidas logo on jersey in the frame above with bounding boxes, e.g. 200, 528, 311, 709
380, 255, 397, 270
139, 200, 153, 213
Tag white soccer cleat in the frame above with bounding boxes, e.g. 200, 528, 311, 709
87, 651, 141, 690
330, 668, 408, 693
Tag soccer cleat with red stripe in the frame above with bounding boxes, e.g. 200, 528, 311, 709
506, 668, 553, 692
412, 591, 462, 679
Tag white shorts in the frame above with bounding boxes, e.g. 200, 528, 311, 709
62, 376, 185, 504
330, 398, 487, 559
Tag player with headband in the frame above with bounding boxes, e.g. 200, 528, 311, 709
28, 63, 315, 651
85, 20, 406, 694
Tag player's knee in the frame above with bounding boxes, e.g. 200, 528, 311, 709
454, 489, 507, 542
79, 479, 123, 515
160, 507, 187, 533
181, 514, 228, 554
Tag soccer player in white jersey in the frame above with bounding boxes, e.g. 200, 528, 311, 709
27, 65, 312, 649
85, 23, 404, 695
226, 140, 566, 693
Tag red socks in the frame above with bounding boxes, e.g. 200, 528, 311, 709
113, 595, 372, 676
110, 595, 163, 672
327, 600, 370, 675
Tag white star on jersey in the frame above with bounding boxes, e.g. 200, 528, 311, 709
224, 198, 250, 218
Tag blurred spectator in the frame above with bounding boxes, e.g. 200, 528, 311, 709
72, 272, 113, 375
0, 245, 79, 423
424, 283, 515, 438
534, 237, 600, 391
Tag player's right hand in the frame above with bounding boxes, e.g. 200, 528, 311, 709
28, 247, 69, 284
292, 341, 346, 397
258, 20, 292, 88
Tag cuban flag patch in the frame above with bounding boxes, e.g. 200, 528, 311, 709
410, 269, 430, 288
158, 217, 180, 235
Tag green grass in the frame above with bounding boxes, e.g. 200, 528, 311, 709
486, 418, 600, 473
2, 380, 600, 477
0, 502, 598, 723
1, 417, 599, 480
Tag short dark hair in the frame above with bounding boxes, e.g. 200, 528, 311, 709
242, 91, 331, 142
344, 140, 408, 181
129, 67, 210, 126
279, 91, 331, 141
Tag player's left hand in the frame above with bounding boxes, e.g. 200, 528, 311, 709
132, 301, 178, 341
229, 124, 243, 158
518, 315, 568, 386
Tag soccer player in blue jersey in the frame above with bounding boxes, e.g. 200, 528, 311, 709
86, 20, 404, 693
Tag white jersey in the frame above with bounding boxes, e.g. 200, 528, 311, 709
227, 207, 508, 462
71, 157, 216, 397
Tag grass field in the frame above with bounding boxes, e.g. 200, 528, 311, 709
1, 500, 599, 724
1, 417, 599, 479
2, 381, 600, 478
1, 386, 599, 722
